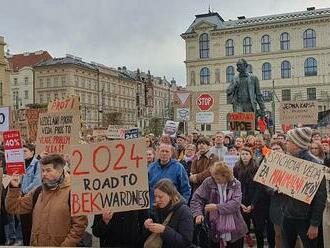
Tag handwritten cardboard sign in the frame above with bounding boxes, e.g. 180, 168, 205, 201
36, 110, 80, 154
228, 112, 255, 131
3, 130, 25, 175
279, 101, 318, 125
107, 125, 135, 139
254, 151, 327, 204
26, 108, 47, 142
70, 138, 149, 216
125, 128, 139, 140
48, 96, 80, 113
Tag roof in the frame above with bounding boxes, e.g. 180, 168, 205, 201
183, 7, 330, 34
7, 51, 52, 72
35, 55, 98, 71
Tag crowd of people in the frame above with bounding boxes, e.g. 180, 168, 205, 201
0, 127, 329, 248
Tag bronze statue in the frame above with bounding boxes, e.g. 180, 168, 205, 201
227, 59, 266, 116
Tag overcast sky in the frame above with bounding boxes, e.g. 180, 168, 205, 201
1, 0, 329, 85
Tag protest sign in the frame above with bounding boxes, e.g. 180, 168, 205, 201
279, 101, 318, 125
163, 120, 178, 137
3, 130, 25, 175
26, 108, 47, 142
254, 151, 327, 204
107, 125, 134, 139
36, 110, 80, 154
228, 112, 255, 131
2, 174, 11, 189
70, 138, 149, 216
125, 128, 139, 140
48, 96, 80, 113
224, 155, 239, 169
0, 107, 10, 132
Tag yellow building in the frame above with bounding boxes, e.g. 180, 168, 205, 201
0, 36, 10, 106
181, 7, 330, 133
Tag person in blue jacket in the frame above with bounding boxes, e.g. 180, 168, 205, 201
148, 143, 191, 206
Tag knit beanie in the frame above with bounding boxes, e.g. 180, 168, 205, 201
286, 127, 312, 150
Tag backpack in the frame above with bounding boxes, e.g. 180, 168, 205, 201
32, 186, 92, 247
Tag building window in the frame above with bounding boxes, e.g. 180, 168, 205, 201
24, 77, 28, 85
304, 57, 317, 76
61, 76, 66, 86
39, 78, 43, 88
54, 76, 58, 87
225, 39, 234, 56
201, 124, 211, 131
307, 88, 316, 100
303, 29, 316, 48
54, 93, 58, 99
47, 78, 51, 87
281, 61, 291, 78
24, 90, 29, 99
200, 67, 210, 85
14, 78, 18, 85
282, 89, 291, 101
247, 64, 252, 74
262, 63, 272, 80
199, 33, 209, 59
280, 32, 290, 50
40, 94, 44, 103
243, 37, 252, 54
261, 34, 271, 52
226, 66, 235, 83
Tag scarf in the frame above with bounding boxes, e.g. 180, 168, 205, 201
42, 172, 64, 190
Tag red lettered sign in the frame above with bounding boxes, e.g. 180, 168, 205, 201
196, 93, 214, 111
70, 138, 149, 216
3, 130, 25, 175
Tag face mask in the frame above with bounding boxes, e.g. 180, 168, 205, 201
42, 172, 64, 190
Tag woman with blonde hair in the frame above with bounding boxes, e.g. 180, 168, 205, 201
144, 179, 193, 248
191, 161, 247, 248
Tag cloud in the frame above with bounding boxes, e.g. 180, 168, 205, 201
1, 0, 328, 86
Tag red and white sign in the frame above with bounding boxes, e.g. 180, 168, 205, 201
196, 93, 214, 111
176, 92, 190, 107
3, 130, 25, 175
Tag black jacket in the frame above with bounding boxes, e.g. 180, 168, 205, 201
147, 200, 193, 248
92, 210, 148, 248
283, 149, 327, 227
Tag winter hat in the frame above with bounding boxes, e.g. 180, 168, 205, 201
286, 127, 312, 150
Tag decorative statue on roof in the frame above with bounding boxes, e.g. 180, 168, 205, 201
226, 58, 266, 117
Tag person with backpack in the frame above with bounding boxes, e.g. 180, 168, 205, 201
6, 154, 88, 247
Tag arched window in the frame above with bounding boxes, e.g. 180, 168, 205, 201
303, 29, 316, 48
247, 64, 253, 74
200, 67, 210, 84
226, 66, 235, 83
304, 57, 317, 76
261, 35, 271, 52
262, 63, 272, 80
199, 33, 209, 58
281, 61, 291, 78
225, 39, 234, 56
243, 37, 252, 54
280, 32, 290, 50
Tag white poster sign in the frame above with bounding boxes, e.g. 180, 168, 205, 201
196, 112, 214, 124
0, 107, 10, 132
177, 108, 190, 121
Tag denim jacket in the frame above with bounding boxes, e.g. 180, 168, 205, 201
21, 156, 41, 195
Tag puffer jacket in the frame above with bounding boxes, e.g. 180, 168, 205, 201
6, 173, 88, 247
283, 149, 327, 227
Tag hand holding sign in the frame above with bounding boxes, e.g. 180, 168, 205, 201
10, 174, 20, 188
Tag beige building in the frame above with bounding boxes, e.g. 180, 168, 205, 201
181, 7, 330, 133
7, 50, 52, 108
0, 36, 10, 106
34, 55, 138, 129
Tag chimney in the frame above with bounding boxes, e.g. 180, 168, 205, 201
238, 16, 246, 19
307, 7, 315, 11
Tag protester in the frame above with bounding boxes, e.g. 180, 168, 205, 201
275, 133, 286, 143
282, 127, 327, 248
179, 143, 197, 177
311, 130, 322, 144
321, 140, 330, 167
144, 179, 193, 248
210, 132, 227, 160
224, 134, 235, 149
190, 137, 219, 192
254, 135, 271, 164
92, 209, 148, 248
191, 161, 248, 248
191, 130, 200, 145
6, 154, 88, 246
146, 147, 156, 166
148, 143, 191, 205
19, 144, 42, 246
176, 134, 186, 160
227, 145, 239, 156
309, 142, 325, 161
233, 147, 275, 248
257, 116, 267, 134
245, 135, 256, 150
234, 137, 244, 153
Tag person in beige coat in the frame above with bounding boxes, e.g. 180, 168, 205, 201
6, 154, 88, 247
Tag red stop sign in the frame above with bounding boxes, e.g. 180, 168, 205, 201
196, 93, 214, 111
